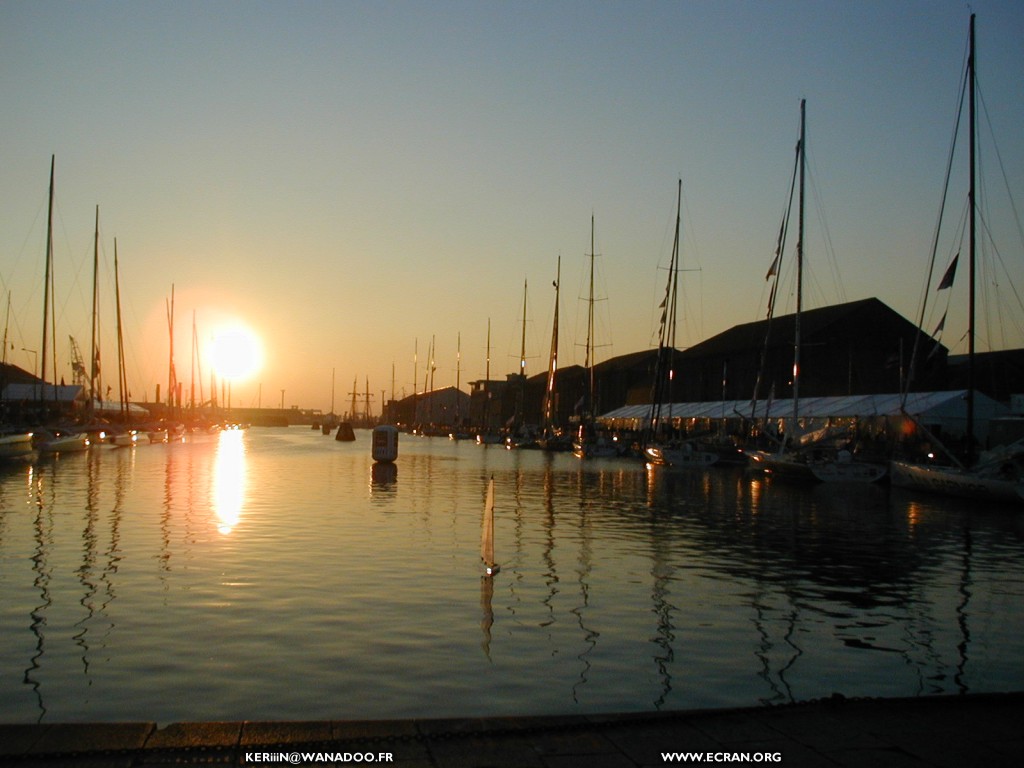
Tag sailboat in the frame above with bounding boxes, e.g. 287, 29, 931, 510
505, 280, 537, 449
642, 180, 717, 469
573, 216, 622, 459
481, 475, 500, 576
746, 101, 885, 483
475, 319, 503, 445
538, 256, 572, 452
890, 15, 1023, 504
108, 239, 138, 448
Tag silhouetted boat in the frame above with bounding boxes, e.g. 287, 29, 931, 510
746, 101, 884, 483
573, 216, 624, 459
537, 256, 573, 453
0, 432, 35, 461
642, 180, 717, 470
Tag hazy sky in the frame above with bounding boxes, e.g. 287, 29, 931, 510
2, 0, 1022, 414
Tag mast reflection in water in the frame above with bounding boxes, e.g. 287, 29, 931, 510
1, 428, 1022, 724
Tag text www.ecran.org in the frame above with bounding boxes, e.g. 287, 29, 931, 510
663, 752, 783, 763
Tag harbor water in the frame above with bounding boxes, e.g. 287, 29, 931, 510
1, 427, 1023, 725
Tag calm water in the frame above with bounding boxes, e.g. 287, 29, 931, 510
1, 427, 1023, 725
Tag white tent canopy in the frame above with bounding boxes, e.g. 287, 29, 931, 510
600, 390, 1010, 442
2, 382, 85, 404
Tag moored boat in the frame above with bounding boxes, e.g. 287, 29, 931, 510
641, 179, 718, 471
36, 429, 90, 454
890, 15, 1018, 503
890, 456, 1023, 504
0, 432, 36, 461
645, 443, 717, 469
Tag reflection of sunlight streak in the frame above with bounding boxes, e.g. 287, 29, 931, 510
213, 430, 247, 534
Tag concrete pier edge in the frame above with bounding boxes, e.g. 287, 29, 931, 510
1, 691, 1022, 766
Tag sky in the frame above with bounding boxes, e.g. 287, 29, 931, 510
2, 0, 1023, 415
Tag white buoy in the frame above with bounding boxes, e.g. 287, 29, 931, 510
371, 425, 399, 463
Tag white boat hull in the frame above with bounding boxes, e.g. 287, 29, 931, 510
810, 461, 887, 483
746, 449, 818, 481
39, 433, 90, 453
573, 441, 621, 459
0, 433, 36, 460
644, 445, 718, 469
889, 459, 1023, 504
748, 450, 885, 483
109, 430, 138, 447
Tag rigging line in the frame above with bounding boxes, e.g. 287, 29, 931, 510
977, 74, 1024, 253
678, 180, 705, 342
977, 208, 1024, 335
904, 58, 970, 404
974, 83, 1024, 349
804, 144, 846, 304
751, 132, 800, 419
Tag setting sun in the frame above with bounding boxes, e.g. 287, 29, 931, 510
208, 323, 264, 382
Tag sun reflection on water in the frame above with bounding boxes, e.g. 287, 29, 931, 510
212, 428, 247, 534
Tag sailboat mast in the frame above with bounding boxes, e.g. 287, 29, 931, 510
543, 256, 560, 431
516, 280, 528, 428
89, 205, 100, 412
114, 239, 128, 422
41, 155, 55, 389
792, 98, 806, 435
585, 216, 596, 417
519, 280, 528, 376
190, 310, 197, 410
482, 318, 491, 431
647, 181, 682, 442
666, 180, 682, 423
967, 13, 976, 458
167, 285, 176, 412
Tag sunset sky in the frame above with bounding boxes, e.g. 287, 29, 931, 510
2, 0, 1022, 414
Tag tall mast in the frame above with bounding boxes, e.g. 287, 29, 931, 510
966, 13, 976, 460
482, 318, 491, 431
543, 256, 560, 431
648, 180, 682, 441
430, 334, 436, 393
41, 155, 55, 389
517, 279, 528, 429
89, 205, 100, 413
455, 331, 461, 422
519, 279, 528, 377
190, 310, 198, 410
114, 238, 128, 422
792, 99, 806, 437
167, 285, 176, 412
585, 215, 596, 418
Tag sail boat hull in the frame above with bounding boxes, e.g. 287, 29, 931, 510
0, 433, 36, 460
890, 459, 1023, 503
809, 460, 887, 483
644, 445, 717, 469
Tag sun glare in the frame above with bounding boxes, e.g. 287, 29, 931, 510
209, 323, 264, 382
